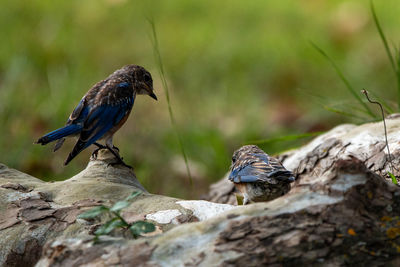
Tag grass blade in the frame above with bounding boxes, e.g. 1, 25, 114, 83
311, 42, 376, 118
148, 18, 193, 185
371, 1, 396, 72
248, 131, 324, 146
323, 105, 368, 120
371, 1, 400, 110
367, 90, 394, 114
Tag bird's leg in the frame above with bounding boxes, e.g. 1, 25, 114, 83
92, 142, 107, 159
105, 144, 132, 169
94, 142, 106, 149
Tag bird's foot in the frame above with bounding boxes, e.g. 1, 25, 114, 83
105, 145, 132, 169
112, 145, 120, 152
94, 142, 106, 149
91, 149, 99, 160
92, 148, 104, 159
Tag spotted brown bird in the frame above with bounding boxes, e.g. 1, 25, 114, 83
229, 145, 295, 205
36, 65, 157, 168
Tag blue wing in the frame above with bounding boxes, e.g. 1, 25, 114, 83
229, 152, 294, 184
64, 82, 134, 165
81, 98, 134, 146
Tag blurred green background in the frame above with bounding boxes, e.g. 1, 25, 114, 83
1, 0, 399, 199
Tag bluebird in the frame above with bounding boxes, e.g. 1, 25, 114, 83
35, 64, 157, 168
228, 145, 295, 205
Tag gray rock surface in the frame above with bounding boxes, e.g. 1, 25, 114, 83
0, 149, 234, 266
1, 118, 400, 266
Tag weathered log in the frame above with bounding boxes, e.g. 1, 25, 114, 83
205, 116, 400, 204
0, 150, 234, 266
1, 117, 400, 266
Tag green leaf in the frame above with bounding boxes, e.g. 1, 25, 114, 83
95, 218, 127, 236
78, 206, 108, 219
129, 221, 156, 238
126, 191, 142, 201
236, 194, 244, 206
388, 172, 398, 185
110, 201, 131, 212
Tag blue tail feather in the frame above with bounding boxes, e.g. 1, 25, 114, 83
36, 124, 82, 145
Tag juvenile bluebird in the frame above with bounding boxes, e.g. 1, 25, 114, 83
36, 64, 157, 168
229, 145, 295, 205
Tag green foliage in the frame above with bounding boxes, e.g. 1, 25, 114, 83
78, 191, 156, 242
311, 2, 400, 119
388, 172, 398, 185
129, 221, 156, 238
126, 191, 142, 200
371, 1, 400, 110
95, 218, 128, 236
110, 201, 131, 212
311, 42, 376, 119
78, 206, 108, 219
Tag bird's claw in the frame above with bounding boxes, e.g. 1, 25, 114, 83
92, 148, 101, 159
107, 160, 133, 169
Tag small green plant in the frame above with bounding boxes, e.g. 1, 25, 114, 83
78, 191, 156, 242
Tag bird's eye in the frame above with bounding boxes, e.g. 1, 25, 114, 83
232, 156, 236, 163
144, 73, 151, 83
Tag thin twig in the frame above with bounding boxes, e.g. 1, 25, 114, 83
361, 89, 394, 174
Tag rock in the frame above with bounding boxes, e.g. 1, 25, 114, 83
0, 149, 234, 266
205, 117, 400, 204
1, 118, 400, 266
35, 157, 400, 266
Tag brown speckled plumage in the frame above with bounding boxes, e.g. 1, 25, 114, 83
36, 64, 157, 168
229, 145, 295, 204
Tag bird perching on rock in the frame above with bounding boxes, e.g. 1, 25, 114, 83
36, 65, 157, 168
229, 145, 295, 205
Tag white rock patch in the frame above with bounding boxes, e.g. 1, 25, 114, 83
146, 209, 182, 224
176, 200, 235, 221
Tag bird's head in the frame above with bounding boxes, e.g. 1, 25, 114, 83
124, 65, 157, 100
231, 145, 264, 165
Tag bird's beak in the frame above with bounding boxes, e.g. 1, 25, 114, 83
149, 92, 158, 101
